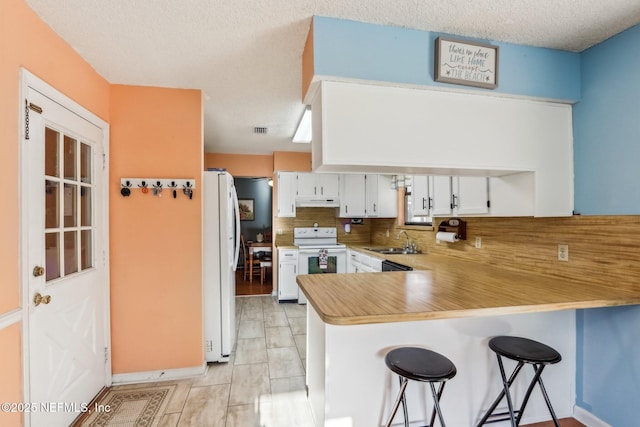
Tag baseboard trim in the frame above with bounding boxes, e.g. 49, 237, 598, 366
574, 405, 611, 427
111, 363, 207, 385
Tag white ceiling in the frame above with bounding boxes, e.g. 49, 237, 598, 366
25, 0, 640, 155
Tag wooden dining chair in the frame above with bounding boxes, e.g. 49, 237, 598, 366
259, 244, 273, 284
240, 234, 261, 281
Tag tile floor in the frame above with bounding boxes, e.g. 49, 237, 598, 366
114, 295, 313, 427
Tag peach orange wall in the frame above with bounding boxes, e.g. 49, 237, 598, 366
205, 153, 273, 177
110, 85, 203, 373
0, 0, 110, 315
1, 1, 110, 422
0, 324, 22, 427
273, 151, 312, 172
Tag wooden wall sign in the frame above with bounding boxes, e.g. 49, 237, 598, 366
435, 37, 499, 89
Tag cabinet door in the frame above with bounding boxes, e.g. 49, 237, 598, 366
319, 174, 340, 199
276, 172, 296, 217
278, 249, 298, 301
296, 172, 318, 198
370, 175, 398, 218
340, 174, 366, 217
411, 175, 430, 216
278, 261, 298, 300
453, 177, 489, 215
365, 175, 379, 217
430, 176, 453, 216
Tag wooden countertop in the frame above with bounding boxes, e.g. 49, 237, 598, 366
296, 254, 640, 325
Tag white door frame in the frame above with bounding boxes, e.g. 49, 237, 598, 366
19, 68, 111, 426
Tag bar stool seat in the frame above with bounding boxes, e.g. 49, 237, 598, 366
477, 336, 562, 427
384, 347, 456, 427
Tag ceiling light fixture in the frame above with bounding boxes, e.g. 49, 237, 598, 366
292, 108, 312, 143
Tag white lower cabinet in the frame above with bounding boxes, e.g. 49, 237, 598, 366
348, 249, 383, 273
277, 249, 298, 301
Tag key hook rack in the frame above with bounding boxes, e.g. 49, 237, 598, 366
120, 178, 196, 199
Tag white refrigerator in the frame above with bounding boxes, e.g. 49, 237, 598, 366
203, 171, 240, 362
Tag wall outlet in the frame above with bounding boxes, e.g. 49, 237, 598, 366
475, 237, 482, 249
558, 244, 569, 261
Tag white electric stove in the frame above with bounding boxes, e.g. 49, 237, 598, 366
294, 226, 347, 304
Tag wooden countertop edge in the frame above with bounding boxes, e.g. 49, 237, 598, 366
312, 298, 640, 326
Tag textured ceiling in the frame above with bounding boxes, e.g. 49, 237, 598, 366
25, 0, 640, 155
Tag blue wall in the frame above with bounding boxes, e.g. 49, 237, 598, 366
312, 16, 580, 101
235, 178, 272, 242
572, 25, 640, 426
573, 25, 640, 215
576, 307, 639, 425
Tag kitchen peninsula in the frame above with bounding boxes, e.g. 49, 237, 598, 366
297, 254, 640, 426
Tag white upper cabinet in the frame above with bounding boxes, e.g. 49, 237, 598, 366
411, 175, 431, 217
339, 174, 366, 217
340, 174, 397, 218
430, 176, 453, 216
297, 173, 340, 200
311, 81, 574, 217
413, 175, 489, 217
276, 172, 297, 217
452, 177, 489, 216
366, 175, 397, 217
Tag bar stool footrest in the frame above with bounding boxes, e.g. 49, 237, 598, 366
482, 410, 522, 424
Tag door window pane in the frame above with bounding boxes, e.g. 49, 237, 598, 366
80, 143, 92, 183
45, 180, 59, 229
45, 127, 59, 177
64, 231, 78, 275
64, 136, 77, 180
81, 230, 92, 270
81, 187, 92, 226
64, 184, 77, 227
45, 233, 60, 281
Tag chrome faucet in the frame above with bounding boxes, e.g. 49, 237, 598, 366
397, 230, 410, 250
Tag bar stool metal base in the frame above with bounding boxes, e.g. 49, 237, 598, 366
476, 336, 562, 427
384, 347, 456, 427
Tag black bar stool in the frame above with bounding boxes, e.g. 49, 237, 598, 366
384, 347, 457, 427
477, 336, 562, 427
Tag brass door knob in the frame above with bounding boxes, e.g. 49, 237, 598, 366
33, 266, 45, 277
34, 293, 51, 306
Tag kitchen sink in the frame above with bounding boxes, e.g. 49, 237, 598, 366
364, 247, 420, 255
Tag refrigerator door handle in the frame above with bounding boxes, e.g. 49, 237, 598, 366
231, 184, 241, 271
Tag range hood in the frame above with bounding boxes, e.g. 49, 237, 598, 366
295, 197, 340, 208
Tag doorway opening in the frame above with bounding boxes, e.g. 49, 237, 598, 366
235, 177, 273, 295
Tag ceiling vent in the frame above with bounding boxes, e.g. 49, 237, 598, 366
253, 127, 268, 134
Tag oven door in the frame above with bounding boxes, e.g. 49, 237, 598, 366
297, 248, 347, 304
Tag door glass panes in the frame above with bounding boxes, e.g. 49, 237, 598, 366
45, 180, 59, 229
45, 127, 59, 177
64, 231, 78, 275
64, 136, 77, 180
44, 125, 95, 281
81, 230, 92, 270
81, 187, 91, 226
45, 233, 60, 281
80, 143, 92, 184
64, 183, 77, 227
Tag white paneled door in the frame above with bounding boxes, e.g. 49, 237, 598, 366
22, 71, 110, 427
